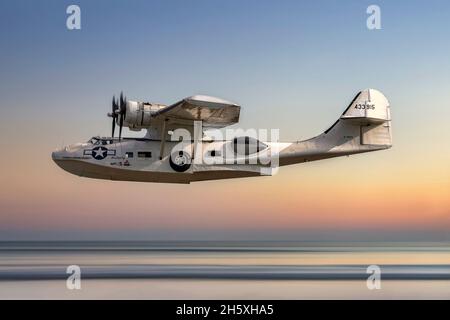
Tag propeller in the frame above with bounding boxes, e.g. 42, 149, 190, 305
108, 92, 127, 140
110, 96, 119, 138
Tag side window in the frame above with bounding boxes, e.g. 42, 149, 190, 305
208, 150, 221, 157
138, 151, 152, 158
125, 152, 133, 158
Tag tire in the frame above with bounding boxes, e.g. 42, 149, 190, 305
169, 150, 191, 172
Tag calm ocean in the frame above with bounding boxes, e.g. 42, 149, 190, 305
1, 241, 449, 299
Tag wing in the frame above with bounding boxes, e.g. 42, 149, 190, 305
153, 95, 240, 128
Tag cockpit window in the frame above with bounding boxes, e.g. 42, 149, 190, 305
88, 138, 113, 145
88, 137, 100, 145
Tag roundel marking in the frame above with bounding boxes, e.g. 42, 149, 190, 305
92, 146, 109, 160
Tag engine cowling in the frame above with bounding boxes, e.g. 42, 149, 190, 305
121, 101, 167, 130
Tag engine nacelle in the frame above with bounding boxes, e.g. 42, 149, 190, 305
121, 101, 167, 130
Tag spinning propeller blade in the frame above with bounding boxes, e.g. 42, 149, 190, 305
118, 92, 127, 140
108, 92, 127, 140
111, 96, 118, 137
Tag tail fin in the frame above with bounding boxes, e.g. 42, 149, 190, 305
324, 88, 392, 148
279, 89, 392, 166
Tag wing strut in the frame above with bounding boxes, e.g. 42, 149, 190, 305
159, 118, 168, 160
192, 120, 203, 160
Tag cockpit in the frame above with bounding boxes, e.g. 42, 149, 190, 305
88, 137, 114, 145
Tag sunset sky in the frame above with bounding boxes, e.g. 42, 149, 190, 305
0, 0, 449, 241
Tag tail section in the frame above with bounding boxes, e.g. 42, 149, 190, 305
331, 88, 392, 147
279, 88, 392, 166
341, 89, 390, 124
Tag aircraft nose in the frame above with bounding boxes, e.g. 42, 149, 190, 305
52, 144, 85, 162
52, 147, 69, 161
51, 150, 62, 161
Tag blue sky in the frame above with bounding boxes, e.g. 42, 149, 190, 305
2, 0, 450, 139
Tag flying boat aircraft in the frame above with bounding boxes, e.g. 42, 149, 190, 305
52, 89, 392, 183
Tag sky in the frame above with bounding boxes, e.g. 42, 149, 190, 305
0, 0, 449, 241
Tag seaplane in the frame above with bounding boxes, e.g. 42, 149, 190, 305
52, 89, 392, 184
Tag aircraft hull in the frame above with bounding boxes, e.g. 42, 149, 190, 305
53, 158, 261, 184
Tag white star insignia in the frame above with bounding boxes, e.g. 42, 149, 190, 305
93, 148, 106, 158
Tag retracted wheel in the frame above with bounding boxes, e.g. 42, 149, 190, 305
169, 151, 191, 172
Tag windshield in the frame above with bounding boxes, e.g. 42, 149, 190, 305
88, 137, 114, 145
101, 139, 113, 145
88, 137, 100, 145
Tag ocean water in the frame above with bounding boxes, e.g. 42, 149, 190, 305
0, 241, 449, 299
